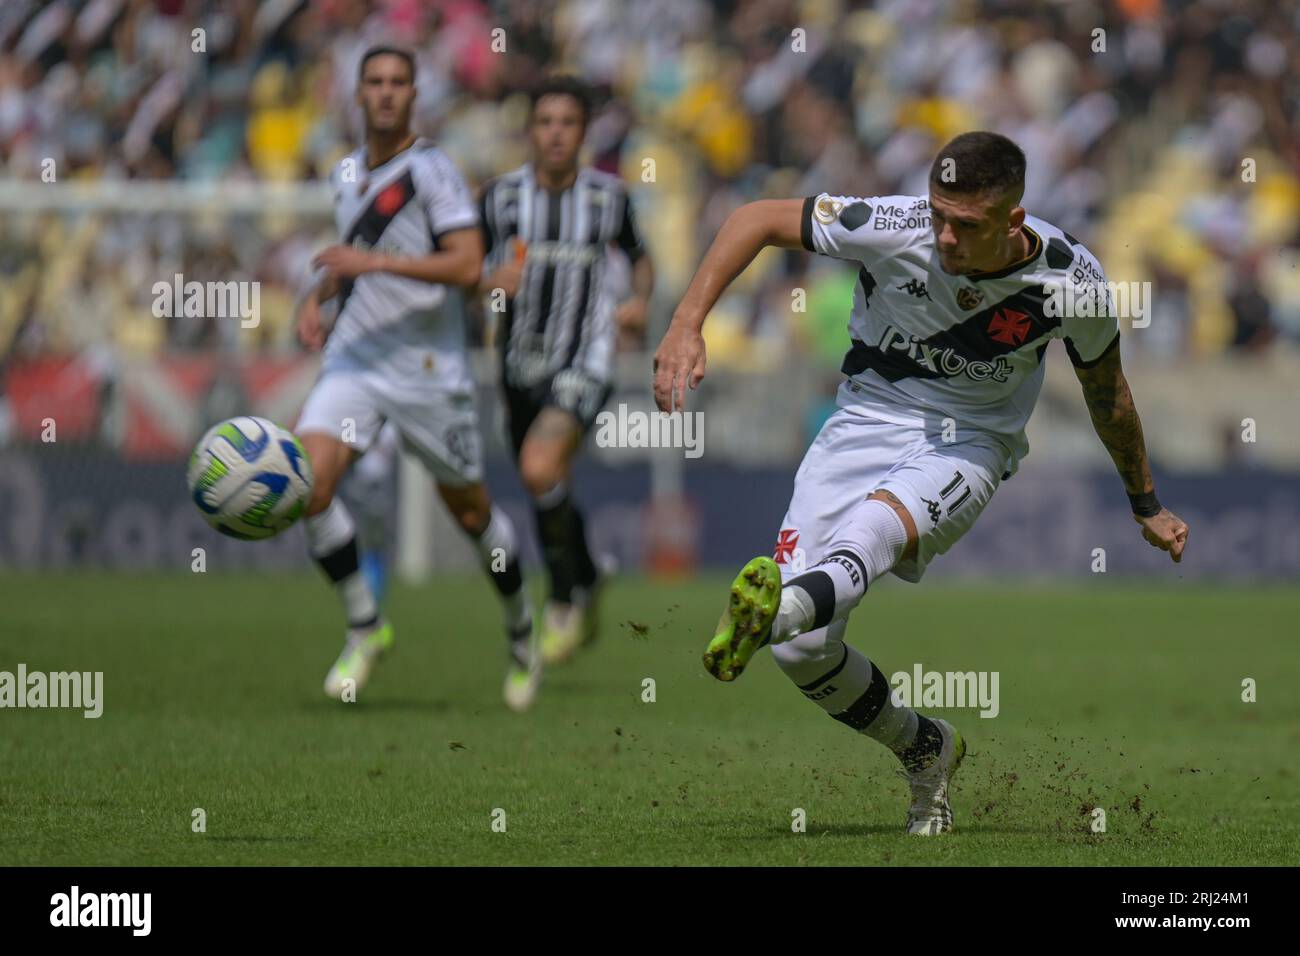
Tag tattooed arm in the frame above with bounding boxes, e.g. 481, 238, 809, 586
1074, 344, 1189, 563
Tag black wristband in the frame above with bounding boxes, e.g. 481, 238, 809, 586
1128, 490, 1161, 517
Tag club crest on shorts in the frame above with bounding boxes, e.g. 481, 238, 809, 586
773, 529, 800, 564
956, 286, 984, 310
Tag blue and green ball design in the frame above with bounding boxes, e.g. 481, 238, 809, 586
187, 416, 314, 541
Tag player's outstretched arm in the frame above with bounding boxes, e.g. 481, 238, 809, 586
294, 290, 325, 350
614, 253, 655, 338
313, 227, 484, 289
293, 272, 342, 350
653, 199, 805, 412
1074, 345, 1189, 562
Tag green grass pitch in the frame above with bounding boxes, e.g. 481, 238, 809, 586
1, 571, 1297, 866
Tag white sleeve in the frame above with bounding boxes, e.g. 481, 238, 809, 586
1059, 247, 1121, 367
801, 193, 910, 265
416, 150, 478, 242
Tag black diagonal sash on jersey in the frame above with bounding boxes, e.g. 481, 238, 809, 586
841, 285, 1060, 383
336, 170, 417, 315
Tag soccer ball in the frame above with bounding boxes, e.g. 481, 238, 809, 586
187, 416, 314, 540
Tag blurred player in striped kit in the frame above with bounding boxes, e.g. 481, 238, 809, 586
477, 77, 654, 665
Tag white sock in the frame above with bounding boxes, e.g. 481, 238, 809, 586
776, 643, 922, 753
773, 498, 908, 642
305, 497, 354, 557
471, 507, 530, 636
305, 499, 378, 630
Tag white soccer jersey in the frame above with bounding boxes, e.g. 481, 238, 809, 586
801, 193, 1119, 467
323, 138, 479, 390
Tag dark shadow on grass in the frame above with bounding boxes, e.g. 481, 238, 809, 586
532, 675, 624, 697
716, 821, 1059, 839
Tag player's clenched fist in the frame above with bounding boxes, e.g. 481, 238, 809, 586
488, 259, 524, 299
1134, 508, 1189, 563
313, 244, 375, 279
653, 320, 707, 412
484, 238, 526, 299
614, 296, 649, 335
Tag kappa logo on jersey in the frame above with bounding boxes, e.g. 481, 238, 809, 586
956, 286, 984, 310
774, 529, 800, 564
898, 278, 931, 300
987, 308, 1032, 346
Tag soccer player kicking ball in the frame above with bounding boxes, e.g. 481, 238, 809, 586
652, 132, 1190, 835
477, 76, 654, 665
294, 46, 539, 711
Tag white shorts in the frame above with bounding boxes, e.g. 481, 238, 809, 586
776, 386, 1013, 583
295, 370, 483, 487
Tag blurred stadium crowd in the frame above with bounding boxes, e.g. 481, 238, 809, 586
1, 0, 1298, 371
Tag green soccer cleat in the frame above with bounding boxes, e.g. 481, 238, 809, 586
539, 602, 583, 666
539, 577, 604, 666
323, 620, 394, 700
703, 556, 782, 681
503, 655, 542, 712
504, 625, 542, 712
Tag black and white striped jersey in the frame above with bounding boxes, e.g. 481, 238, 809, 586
802, 192, 1120, 468
479, 163, 646, 387
324, 138, 478, 390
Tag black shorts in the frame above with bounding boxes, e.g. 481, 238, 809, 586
503, 367, 614, 455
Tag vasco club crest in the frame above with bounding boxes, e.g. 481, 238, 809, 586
956, 286, 984, 310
